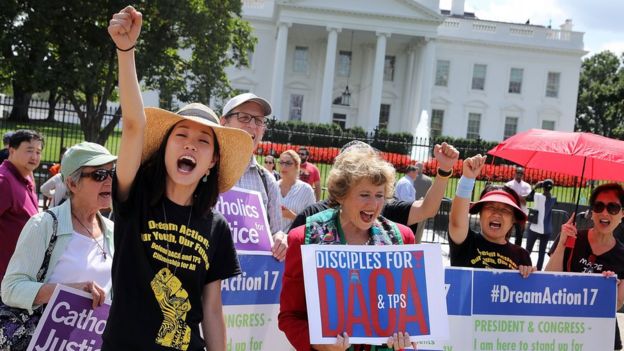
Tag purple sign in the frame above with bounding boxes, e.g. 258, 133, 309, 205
28, 285, 110, 351
215, 187, 273, 254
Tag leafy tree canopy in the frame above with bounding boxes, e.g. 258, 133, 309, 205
575, 50, 624, 139
0, 0, 256, 143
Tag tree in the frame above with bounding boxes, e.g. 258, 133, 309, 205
575, 51, 624, 138
1, 0, 255, 143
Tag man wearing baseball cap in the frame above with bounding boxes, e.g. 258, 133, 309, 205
220, 93, 287, 261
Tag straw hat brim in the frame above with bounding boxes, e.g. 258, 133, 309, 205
142, 107, 253, 193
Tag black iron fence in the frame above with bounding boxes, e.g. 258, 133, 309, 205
0, 95, 597, 245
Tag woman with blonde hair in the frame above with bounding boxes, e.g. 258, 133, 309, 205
278, 149, 315, 232
279, 147, 417, 351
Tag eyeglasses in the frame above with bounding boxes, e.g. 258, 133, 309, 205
226, 112, 267, 127
279, 160, 294, 167
592, 201, 622, 215
80, 169, 114, 182
482, 203, 514, 216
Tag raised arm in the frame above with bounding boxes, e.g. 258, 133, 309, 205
108, 6, 145, 201
407, 142, 459, 225
448, 155, 486, 245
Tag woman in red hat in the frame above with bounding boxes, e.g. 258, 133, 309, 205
448, 155, 535, 277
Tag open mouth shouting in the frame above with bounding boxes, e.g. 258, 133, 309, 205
488, 220, 502, 230
99, 191, 112, 199
360, 210, 375, 223
177, 155, 197, 174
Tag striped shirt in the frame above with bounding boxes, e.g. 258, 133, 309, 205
278, 180, 316, 232
234, 157, 283, 234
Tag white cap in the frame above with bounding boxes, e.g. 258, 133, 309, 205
222, 93, 272, 117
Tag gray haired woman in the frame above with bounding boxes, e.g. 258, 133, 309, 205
2, 141, 117, 312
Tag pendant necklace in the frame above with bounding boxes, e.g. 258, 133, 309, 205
72, 212, 107, 260
161, 201, 193, 278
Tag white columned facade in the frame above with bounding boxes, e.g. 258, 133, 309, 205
270, 22, 291, 120
400, 45, 417, 132
415, 37, 436, 129
319, 27, 341, 124
367, 32, 390, 131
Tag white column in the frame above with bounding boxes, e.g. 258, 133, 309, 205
270, 22, 291, 120
415, 37, 436, 130
319, 27, 341, 124
399, 45, 417, 132
368, 32, 390, 132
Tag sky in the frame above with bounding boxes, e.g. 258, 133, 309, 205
439, 0, 624, 57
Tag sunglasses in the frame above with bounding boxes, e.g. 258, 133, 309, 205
279, 160, 294, 166
226, 112, 267, 127
80, 169, 114, 182
264, 161, 274, 165
592, 201, 622, 215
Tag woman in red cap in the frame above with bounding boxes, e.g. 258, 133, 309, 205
448, 155, 535, 277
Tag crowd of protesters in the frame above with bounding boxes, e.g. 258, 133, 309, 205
0, 4, 622, 351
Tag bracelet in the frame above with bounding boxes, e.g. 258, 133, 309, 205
116, 45, 136, 52
456, 176, 476, 199
437, 167, 453, 178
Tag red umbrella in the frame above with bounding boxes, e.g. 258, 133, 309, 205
488, 129, 624, 182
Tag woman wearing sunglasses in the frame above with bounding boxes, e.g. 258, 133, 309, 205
546, 183, 624, 350
277, 150, 315, 232
2, 142, 117, 337
263, 155, 280, 181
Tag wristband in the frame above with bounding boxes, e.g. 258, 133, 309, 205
116, 44, 136, 52
456, 176, 476, 199
437, 167, 453, 178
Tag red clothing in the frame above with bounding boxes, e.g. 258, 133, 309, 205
0, 160, 39, 280
279, 224, 415, 351
299, 162, 320, 187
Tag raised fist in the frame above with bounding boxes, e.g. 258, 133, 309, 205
108, 6, 142, 51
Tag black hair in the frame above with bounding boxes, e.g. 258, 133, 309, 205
9, 129, 44, 149
142, 124, 221, 218
589, 183, 624, 207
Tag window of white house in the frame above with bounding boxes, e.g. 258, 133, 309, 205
542, 120, 555, 130
431, 109, 444, 138
379, 104, 391, 129
289, 94, 304, 121
384, 56, 395, 81
293, 46, 309, 73
332, 113, 347, 129
435, 60, 450, 87
546, 72, 561, 98
472, 64, 487, 90
508, 68, 523, 94
337, 51, 352, 77
466, 113, 481, 140
504, 117, 518, 139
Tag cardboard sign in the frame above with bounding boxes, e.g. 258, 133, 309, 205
28, 285, 110, 351
216, 187, 274, 254
301, 244, 449, 345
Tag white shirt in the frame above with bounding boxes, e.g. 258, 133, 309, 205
395, 175, 416, 202
505, 179, 532, 212
279, 179, 316, 232
46, 232, 112, 296
40, 173, 67, 207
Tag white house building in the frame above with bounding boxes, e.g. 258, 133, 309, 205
148, 0, 587, 142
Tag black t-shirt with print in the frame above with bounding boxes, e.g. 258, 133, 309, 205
565, 229, 624, 278
103, 170, 241, 351
564, 229, 624, 350
450, 229, 532, 269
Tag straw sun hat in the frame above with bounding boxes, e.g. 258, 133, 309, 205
142, 104, 253, 193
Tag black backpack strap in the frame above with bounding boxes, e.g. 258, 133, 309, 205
35, 210, 59, 282
257, 167, 271, 227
